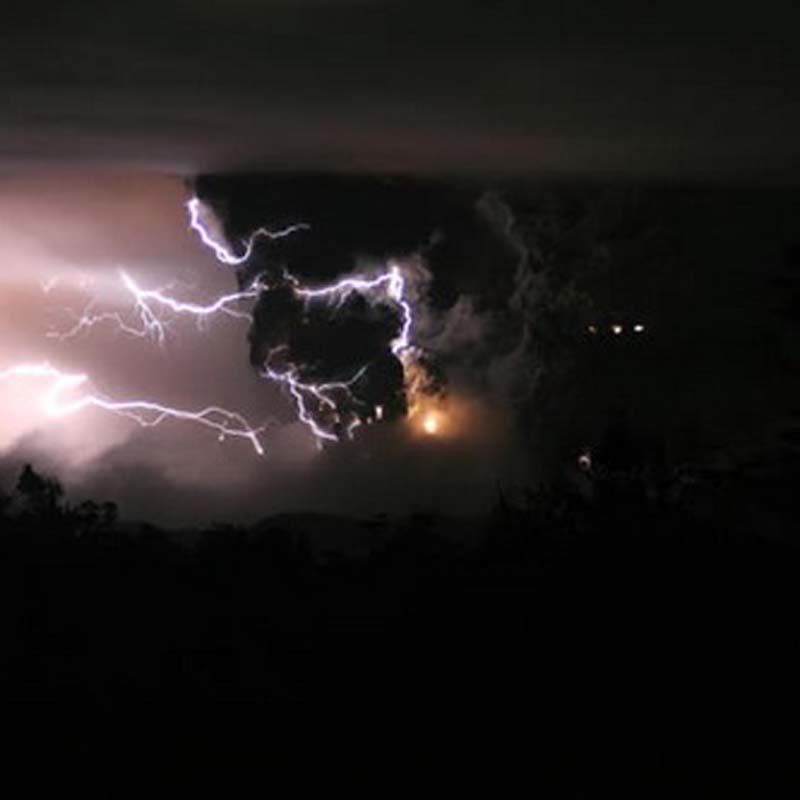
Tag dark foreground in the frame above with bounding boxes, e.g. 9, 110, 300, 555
1, 466, 798, 795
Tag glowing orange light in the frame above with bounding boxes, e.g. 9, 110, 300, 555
422, 412, 440, 435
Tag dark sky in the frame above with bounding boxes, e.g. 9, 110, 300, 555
1, 0, 799, 181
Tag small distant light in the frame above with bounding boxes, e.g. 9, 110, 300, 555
633, 324, 645, 334
375, 405, 383, 421
578, 451, 592, 471
612, 325, 623, 335
588, 325, 598, 335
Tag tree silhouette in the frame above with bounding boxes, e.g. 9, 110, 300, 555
16, 463, 64, 519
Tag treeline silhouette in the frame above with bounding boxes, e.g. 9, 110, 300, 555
1, 458, 798, 793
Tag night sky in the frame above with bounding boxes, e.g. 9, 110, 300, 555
1, 1, 799, 525
1, 1, 799, 180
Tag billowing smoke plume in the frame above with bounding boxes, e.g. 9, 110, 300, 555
0, 171, 680, 526
192, 176, 475, 440
192, 175, 598, 457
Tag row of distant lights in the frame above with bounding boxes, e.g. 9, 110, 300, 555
576, 323, 647, 469
587, 323, 646, 336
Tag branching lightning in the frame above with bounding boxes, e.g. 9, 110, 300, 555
184, 193, 423, 446
290, 264, 413, 357
187, 197, 310, 266
0, 363, 266, 455
261, 354, 369, 444
259, 264, 417, 444
38, 193, 428, 457
51, 271, 260, 344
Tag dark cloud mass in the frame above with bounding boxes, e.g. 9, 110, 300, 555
1, 171, 799, 527
195, 175, 518, 436
0, 172, 551, 524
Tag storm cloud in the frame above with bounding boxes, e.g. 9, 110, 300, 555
1, 0, 799, 523
0, 172, 573, 525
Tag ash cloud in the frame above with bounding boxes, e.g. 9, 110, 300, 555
195, 174, 593, 461
0, 171, 602, 526
194, 175, 518, 436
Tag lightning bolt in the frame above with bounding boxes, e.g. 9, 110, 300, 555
53, 264, 415, 448
2, 188, 430, 468
0, 363, 266, 455
56, 263, 412, 356
290, 263, 413, 357
185, 191, 412, 358
184, 194, 421, 446
261, 355, 369, 445
46, 196, 422, 452
260, 264, 415, 444
51, 271, 261, 344
187, 197, 310, 266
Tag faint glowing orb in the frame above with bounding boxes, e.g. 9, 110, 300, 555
634, 323, 645, 333
612, 324, 623, 335
422, 412, 440, 435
